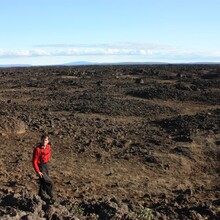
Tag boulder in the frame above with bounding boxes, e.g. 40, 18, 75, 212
0, 116, 26, 136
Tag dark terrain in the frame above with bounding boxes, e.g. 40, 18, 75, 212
0, 64, 219, 219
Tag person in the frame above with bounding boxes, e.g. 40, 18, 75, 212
32, 133, 54, 203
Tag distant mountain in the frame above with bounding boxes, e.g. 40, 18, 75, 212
106, 61, 169, 65
188, 62, 220, 64
0, 64, 32, 68
61, 61, 170, 66
62, 61, 96, 66
1, 61, 219, 68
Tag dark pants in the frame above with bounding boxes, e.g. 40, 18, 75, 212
38, 163, 53, 200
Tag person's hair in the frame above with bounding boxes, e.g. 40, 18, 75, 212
41, 133, 49, 141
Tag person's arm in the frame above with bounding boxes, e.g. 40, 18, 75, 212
32, 147, 43, 177
48, 144, 52, 160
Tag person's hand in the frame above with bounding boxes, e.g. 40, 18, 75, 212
38, 172, 43, 178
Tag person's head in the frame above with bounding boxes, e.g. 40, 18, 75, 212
41, 133, 49, 146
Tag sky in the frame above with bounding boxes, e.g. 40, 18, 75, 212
0, 0, 220, 65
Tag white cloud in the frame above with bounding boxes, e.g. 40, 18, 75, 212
0, 49, 51, 57
0, 43, 220, 62
32, 49, 51, 56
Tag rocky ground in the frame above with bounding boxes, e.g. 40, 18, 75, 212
0, 64, 219, 219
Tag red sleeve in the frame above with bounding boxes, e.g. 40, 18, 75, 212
49, 144, 52, 159
32, 147, 40, 173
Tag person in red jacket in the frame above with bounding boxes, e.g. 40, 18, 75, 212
33, 133, 54, 203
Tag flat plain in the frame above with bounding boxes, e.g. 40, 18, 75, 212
0, 64, 219, 219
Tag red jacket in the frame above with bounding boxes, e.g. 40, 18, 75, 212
32, 143, 51, 173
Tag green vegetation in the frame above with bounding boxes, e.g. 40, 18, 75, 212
71, 205, 85, 216
128, 208, 154, 220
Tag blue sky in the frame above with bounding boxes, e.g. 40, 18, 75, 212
0, 0, 220, 65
